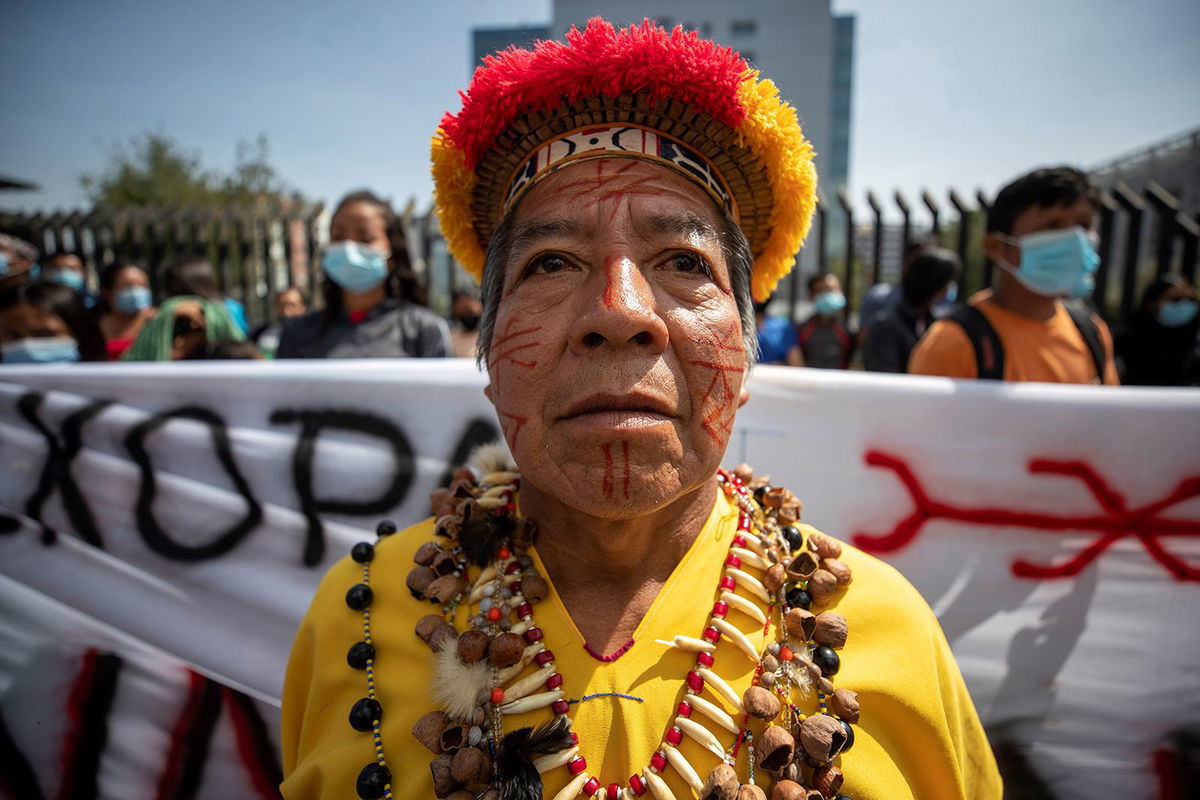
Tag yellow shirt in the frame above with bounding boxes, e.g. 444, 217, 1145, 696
282, 490, 1000, 799
908, 291, 1119, 384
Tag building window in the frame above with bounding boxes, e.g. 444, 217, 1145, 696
730, 19, 756, 36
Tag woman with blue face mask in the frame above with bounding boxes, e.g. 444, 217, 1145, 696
1115, 274, 1200, 386
43, 253, 100, 309
98, 262, 156, 360
0, 281, 106, 364
276, 190, 451, 359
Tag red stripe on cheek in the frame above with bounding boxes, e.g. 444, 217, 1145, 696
601, 443, 614, 498
622, 440, 630, 499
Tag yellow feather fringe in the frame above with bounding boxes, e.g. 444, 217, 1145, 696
431, 132, 486, 282
736, 70, 819, 302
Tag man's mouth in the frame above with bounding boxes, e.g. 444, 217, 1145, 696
560, 393, 676, 428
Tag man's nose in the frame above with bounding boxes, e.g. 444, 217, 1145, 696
570, 255, 669, 353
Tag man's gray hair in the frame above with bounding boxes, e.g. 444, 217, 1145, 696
475, 209, 758, 370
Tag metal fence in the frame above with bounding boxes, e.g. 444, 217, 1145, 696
3, 177, 1197, 327
0, 205, 326, 326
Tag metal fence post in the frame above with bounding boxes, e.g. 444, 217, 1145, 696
894, 190, 911, 253
866, 191, 883, 286
1144, 182, 1180, 277
816, 195, 829, 271
947, 190, 971, 288
976, 190, 993, 289
259, 215, 275, 323
145, 215, 165, 281
1095, 192, 1119, 320
281, 213, 296, 292
1112, 182, 1146, 320
1177, 214, 1199, 283
305, 205, 324, 294
215, 215, 233, 296
236, 216, 254, 308
837, 188, 855, 323
922, 190, 940, 239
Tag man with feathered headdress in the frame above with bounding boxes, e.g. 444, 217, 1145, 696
282, 19, 1000, 800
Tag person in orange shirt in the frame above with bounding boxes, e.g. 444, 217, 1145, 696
909, 166, 1119, 384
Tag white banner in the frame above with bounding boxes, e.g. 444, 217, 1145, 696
0, 361, 1197, 799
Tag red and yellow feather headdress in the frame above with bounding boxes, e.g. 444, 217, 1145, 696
432, 18, 817, 301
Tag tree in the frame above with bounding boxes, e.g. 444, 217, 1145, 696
81, 130, 297, 210
221, 134, 292, 206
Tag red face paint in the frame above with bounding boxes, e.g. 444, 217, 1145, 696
689, 357, 745, 444
601, 256, 623, 310
497, 408, 528, 449
622, 439, 631, 499
487, 318, 543, 393
601, 442, 614, 498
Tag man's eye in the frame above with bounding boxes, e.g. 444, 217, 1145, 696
526, 254, 568, 275
668, 252, 711, 275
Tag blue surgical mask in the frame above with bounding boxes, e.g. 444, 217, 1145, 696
46, 268, 86, 292
2, 336, 81, 364
1158, 298, 1198, 328
115, 286, 153, 314
813, 290, 846, 316
933, 282, 958, 318
0, 252, 9, 275
999, 226, 1099, 298
322, 241, 389, 293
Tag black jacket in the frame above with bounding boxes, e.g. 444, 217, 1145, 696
276, 298, 451, 359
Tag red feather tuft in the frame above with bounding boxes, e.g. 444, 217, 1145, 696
441, 18, 751, 170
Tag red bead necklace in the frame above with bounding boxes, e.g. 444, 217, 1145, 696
346, 465, 859, 799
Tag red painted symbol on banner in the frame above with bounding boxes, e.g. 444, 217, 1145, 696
852, 450, 1200, 582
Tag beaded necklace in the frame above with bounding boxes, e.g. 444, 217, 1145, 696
340, 464, 860, 800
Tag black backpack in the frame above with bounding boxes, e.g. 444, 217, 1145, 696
948, 304, 1106, 382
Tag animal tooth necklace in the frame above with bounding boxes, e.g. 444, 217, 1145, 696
341, 465, 860, 799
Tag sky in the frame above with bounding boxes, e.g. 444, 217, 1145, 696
2, 0, 1198, 225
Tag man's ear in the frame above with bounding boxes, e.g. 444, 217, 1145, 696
738, 385, 750, 408
483, 380, 494, 404
983, 232, 1009, 265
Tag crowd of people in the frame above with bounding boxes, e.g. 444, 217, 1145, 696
1, 171, 1196, 386
755, 166, 1200, 386
0, 190, 483, 366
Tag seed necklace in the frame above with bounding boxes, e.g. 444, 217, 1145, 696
342, 464, 860, 799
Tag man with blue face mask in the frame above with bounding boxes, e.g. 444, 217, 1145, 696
798, 272, 853, 369
910, 166, 1119, 384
